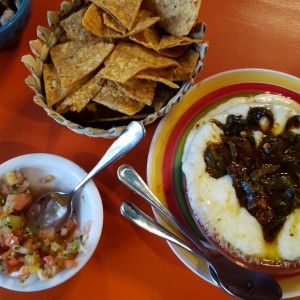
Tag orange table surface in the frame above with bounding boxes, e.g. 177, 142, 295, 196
0, 0, 300, 299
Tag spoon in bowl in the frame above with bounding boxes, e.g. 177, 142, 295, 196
26, 121, 145, 234
117, 164, 283, 300
120, 201, 281, 300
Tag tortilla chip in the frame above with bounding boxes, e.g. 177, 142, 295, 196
158, 46, 188, 58
50, 40, 114, 88
115, 78, 157, 105
142, 0, 201, 36
58, 31, 71, 43
60, 8, 100, 42
173, 48, 199, 81
126, 9, 160, 36
56, 72, 105, 113
43, 64, 78, 107
129, 27, 160, 51
103, 12, 127, 34
129, 28, 190, 58
101, 41, 181, 83
92, 0, 143, 30
157, 35, 204, 50
83, 5, 160, 39
82, 4, 124, 38
152, 83, 177, 110
85, 104, 150, 124
92, 80, 145, 115
136, 68, 179, 89
41, 0, 206, 129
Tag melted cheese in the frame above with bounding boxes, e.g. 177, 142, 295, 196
182, 94, 300, 261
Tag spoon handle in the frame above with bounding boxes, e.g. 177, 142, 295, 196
118, 167, 283, 300
117, 164, 210, 259
70, 121, 145, 197
121, 201, 222, 288
121, 201, 198, 255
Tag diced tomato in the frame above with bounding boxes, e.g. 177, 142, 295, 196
4, 235, 18, 247
12, 230, 24, 243
62, 218, 77, 238
3, 257, 23, 274
0, 226, 19, 247
83, 220, 92, 235
38, 227, 56, 241
43, 255, 55, 266
1, 248, 13, 260
64, 259, 78, 268
6, 257, 20, 266
12, 193, 31, 211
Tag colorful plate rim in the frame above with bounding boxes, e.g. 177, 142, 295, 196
147, 68, 300, 299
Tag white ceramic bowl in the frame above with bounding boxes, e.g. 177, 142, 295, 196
0, 153, 103, 291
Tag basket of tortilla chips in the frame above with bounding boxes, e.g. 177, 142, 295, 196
22, 0, 208, 138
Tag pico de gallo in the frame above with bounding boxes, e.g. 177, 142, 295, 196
0, 170, 91, 284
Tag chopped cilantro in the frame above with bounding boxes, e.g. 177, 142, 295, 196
12, 184, 19, 191
0, 198, 6, 206
5, 221, 12, 228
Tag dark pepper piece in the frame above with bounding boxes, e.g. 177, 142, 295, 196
285, 115, 300, 132
222, 136, 255, 168
204, 143, 230, 178
247, 107, 274, 132
250, 164, 280, 182
203, 105, 300, 242
224, 115, 247, 137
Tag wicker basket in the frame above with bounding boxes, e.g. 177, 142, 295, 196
22, 0, 208, 138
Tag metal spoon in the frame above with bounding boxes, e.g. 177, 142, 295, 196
117, 164, 283, 300
26, 121, 145, 234
120, 201, 234, 296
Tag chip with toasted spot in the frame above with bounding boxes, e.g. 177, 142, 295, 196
157, 35, 204, 50
142, 0, 201, 36
103, 12, 127, 34
83, 5, 160, 39
172, 48, 199, 81
129, 28, 189, 58
92, 80, 145, 115
50, 40, 114, 88
136, 67, 179, 89
115, 78, 157, 106
43, 64, 78, 107
56, 72, 105, 113
152, 83, 178, 111
92, 0, 143, 30
158, 46, 188, 58
129, 27, 160, 51
58, 31, 71, 43
101, 41, 181, 83
126, 9, 160, 36
60, 8, 101, 42
82, 4, 124, 38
